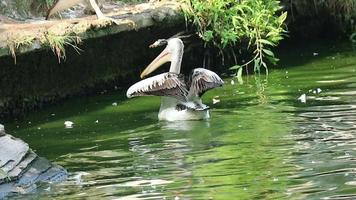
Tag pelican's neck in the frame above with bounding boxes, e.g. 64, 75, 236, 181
169, 42, 183, 74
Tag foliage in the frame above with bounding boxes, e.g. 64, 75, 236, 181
42, 32, 82, 63
7, 35, 36, 64
183, 0, 287, 76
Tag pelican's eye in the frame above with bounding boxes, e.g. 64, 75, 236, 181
149, 39, 167, 48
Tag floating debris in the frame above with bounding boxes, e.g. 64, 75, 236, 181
212, 96, 221, 104
231, 79, 235, 85
313, 52, 319, 56
112, 102, 118, 106
95, 120, 99, 123
64, 121, 74, 129
298, 94, 307, 103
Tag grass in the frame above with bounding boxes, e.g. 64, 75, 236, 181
7, 35, 36, 64
43, 32, 82, 63
6, 31, 83, 64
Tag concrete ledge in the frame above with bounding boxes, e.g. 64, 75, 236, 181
0, 1, 183, 58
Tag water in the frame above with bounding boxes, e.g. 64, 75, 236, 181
5, 41, 356, 199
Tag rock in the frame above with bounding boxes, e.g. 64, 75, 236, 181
0, 130, 67, 198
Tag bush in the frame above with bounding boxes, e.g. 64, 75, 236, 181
183, 0, 287, 75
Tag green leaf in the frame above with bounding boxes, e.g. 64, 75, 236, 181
259, 39, 275, 46
262, 49, 275, 57
278, 12, 288, 24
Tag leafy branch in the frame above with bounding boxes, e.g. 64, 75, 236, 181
183, 0, 287, 78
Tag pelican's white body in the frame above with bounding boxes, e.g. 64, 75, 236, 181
158, 97, 210, 121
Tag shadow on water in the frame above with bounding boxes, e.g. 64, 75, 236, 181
4, 40, 356, 199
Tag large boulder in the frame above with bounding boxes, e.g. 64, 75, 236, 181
0, 124, 67, 199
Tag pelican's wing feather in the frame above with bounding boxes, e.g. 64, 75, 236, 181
188, 68, 224, 97
127, 72, 188, 101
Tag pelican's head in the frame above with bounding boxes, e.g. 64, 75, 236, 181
140, 38, 184, 78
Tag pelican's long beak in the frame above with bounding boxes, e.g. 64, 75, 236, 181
140, 47, 171, 79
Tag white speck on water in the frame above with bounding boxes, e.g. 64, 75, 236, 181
317, 88, 322, 93
273, 177, 278, 182
298, 94, 307, 103
64, 121, 74, 129
231, 79, 235, 85
44, 187, 51, 192
212, 96, 221, 104
37, 127, 41, 130
345, 181, 356, 186
95, 120, 99, 123
28, 121, 31, 124
175, 196, 180, 200
112, 102, 118, 106
313, 52, 319, 56
72, 171, 90, 185
51, 113, 56, 116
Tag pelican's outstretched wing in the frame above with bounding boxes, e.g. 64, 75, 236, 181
188, 68, 224, 97
127, 72, 188, 101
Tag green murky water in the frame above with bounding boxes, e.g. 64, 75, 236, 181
6, 41, 356, 199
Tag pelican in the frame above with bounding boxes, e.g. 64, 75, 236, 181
46, 0, 105, 20
126, 38, 224, 121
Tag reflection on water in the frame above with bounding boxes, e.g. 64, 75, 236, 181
6, 42, 356, 199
